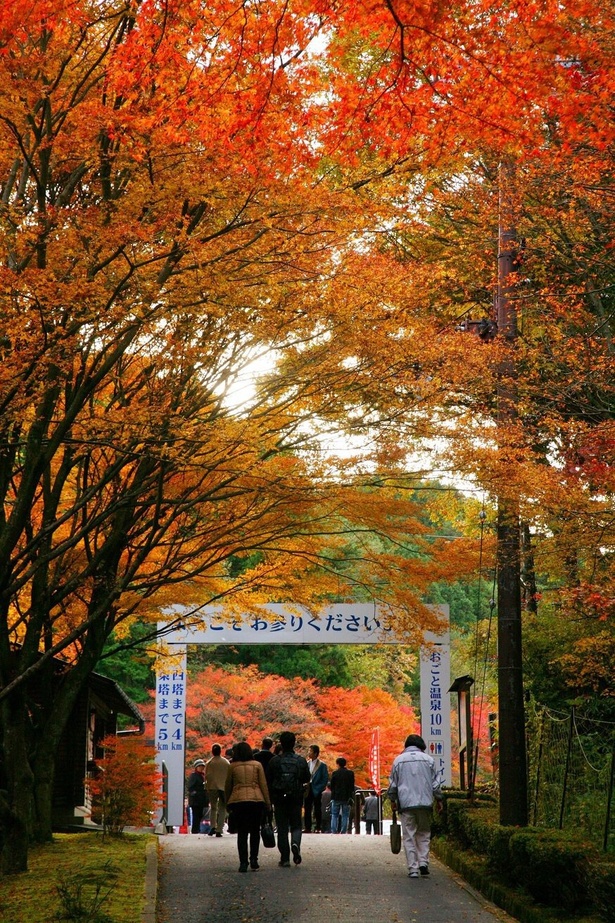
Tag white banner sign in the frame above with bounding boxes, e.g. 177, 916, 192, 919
420, 622, 452, 787
161, 603, 400, 645
154, 650, 187, 827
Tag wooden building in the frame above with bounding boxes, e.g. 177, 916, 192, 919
53, 671, 145, 828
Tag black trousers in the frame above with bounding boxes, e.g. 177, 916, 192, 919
231, 801, 264, 865
189, 803, 205, 834
303, 788, 323, 831
273, 797, 303, 862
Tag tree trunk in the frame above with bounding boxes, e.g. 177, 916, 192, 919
496, 159, 528, 827
0, 794, 29, 875
0, 692, 35, 873
0, 642, 101, 870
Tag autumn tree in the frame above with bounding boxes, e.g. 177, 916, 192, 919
2, 0, 613, 872
87, 734, 161, 836
225, 0, 615, 829
0, 0, 479, 874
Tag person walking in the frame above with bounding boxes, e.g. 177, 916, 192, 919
387, 734, 443, 878
329, 757, 355, 834
363, 790, 380, 834
205, 743, 231, 836
186, 759, 209, 834
320, 783, 332, 833
253, 737, 275, 772
267, 730, 311, 867
225, 741, 271, 873
303, 744, 328, 833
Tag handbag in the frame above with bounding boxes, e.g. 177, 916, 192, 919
226, 807, 237, 834
261, 821, 276, 848
390, 807, 402, 854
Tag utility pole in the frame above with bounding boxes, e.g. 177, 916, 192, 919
496, 158, 528, 826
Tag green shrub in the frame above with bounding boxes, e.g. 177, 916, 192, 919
585, 858, 615, 923
444, 798, 473, 847
440, 795, 615, 920
484, 824, 518, 879
507, 828, 592, 912
461, 807, 499, 855
441, 797, 498, 849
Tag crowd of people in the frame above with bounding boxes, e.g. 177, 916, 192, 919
186, 731, 442, 878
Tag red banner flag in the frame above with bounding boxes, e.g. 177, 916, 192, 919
369, 727, 380, 794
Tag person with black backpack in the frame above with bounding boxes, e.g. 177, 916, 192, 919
266, 731, 311, 867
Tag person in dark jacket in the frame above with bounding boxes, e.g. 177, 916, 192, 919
253, 736, 275, 772
186, 759, 209, 834
329, 757, 355, 834
303, 744, 328, 833
266, 730, 310, 867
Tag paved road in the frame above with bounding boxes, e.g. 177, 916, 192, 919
156, 831, 516, 923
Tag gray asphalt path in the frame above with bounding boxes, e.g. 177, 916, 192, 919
156, 831, 516, 923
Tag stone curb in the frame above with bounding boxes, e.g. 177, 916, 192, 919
141, 837, 158, 923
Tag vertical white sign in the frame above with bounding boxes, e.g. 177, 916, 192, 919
154, 648, 187, 826
420, 608, 451, 787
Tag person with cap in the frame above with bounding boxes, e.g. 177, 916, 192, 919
186, 759, 209, 834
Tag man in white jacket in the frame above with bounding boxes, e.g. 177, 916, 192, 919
387, 734, 443, 878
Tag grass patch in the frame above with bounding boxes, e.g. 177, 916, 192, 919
0, 833, 153, 923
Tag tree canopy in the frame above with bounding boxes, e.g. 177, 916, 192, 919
0, 0, 613, 873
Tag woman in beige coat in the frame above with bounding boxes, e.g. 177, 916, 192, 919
226, 741, 272, 872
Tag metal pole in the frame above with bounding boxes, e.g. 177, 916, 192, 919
466, 694, 474, 798
559, 707, 575, 830
496, 157, 528, 827
604, 741, 615, 853
532, 708, 546, 826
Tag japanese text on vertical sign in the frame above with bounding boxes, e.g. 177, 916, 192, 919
426, 649, 447, 781
155, 669, 185, 753
429, 650, 442, 736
